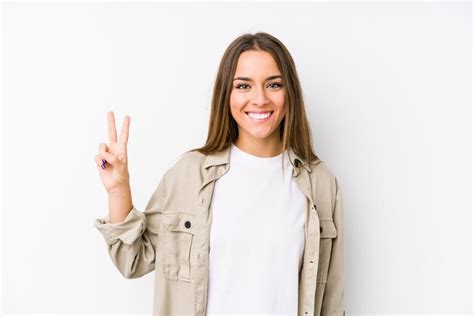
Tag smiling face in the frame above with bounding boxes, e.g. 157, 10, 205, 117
229, 50, 286, 151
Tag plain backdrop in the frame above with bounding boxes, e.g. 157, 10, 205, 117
1, 1, 472, 315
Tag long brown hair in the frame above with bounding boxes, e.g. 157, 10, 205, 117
187, 32, 319, 166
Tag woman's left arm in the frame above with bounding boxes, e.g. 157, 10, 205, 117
321, 177, 346, 316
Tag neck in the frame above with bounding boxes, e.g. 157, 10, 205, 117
234, 136, 284, 158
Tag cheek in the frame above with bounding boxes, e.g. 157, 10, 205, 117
276, 109, 286, 123
229, 106, 242, 125
274, 95, 286, 115
229, 93, 246, 116
230, 91, 247, 106
274, 92, 286, 107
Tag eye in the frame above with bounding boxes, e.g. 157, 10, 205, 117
235, 83, 250, 89
235, 82, 283, 90
269, 82, 283, 89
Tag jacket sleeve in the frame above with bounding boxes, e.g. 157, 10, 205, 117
321, 176, 346, 315
93, 174, 167, 279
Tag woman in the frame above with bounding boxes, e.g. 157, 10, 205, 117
94, 32, 345, 316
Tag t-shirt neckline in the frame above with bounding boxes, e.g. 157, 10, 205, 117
230, 143, 287, 167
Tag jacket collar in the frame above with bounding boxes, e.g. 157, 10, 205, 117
203, 145, 312, 173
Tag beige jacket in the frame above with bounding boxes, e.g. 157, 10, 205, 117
94, 145, 345, 316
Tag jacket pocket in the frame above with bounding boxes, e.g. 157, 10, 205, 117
317, 218, 338, 283
161, 211, 196, 282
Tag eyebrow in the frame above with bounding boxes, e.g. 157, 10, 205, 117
233, 75, 282, 82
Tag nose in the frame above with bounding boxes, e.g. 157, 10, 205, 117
251, 86, 270, 106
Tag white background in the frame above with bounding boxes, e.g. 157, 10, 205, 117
1, 1, 472, 314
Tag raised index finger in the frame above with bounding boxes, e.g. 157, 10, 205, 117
119, 115, 130, 146
107, 111, 117, 143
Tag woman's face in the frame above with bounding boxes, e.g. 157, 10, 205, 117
229, 50, 286, 146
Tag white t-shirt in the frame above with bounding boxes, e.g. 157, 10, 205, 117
206, 143, 306, 316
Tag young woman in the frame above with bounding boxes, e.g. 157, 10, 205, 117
94, 32, 345, 316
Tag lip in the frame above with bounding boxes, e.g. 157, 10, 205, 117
245, 111, 274, 114
245, 111, 274, 123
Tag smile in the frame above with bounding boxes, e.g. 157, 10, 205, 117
245, 111, 274, 122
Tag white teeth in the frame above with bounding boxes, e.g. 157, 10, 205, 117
247, 112, 272, 120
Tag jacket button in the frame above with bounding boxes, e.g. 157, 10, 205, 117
313, 204, 317, 210
184, 221, 191, 229
320, 226, 323, 233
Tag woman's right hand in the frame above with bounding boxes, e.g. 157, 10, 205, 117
95, 111, 131, 194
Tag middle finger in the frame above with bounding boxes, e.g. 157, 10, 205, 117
107, 111, 118, 143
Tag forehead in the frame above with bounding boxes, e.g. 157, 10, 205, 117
235, 50, 280, 75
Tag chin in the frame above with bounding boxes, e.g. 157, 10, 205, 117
246, 130, 275, 140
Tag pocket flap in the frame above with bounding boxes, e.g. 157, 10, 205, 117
162, 212, 196, 235
319, 219, 337, 238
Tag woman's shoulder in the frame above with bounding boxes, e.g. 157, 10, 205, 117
309, 159, 340, 193
310, 159, 335, 180
162, 149, 208, 179
174, 149, 206, 165
155, 149, 207, 192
